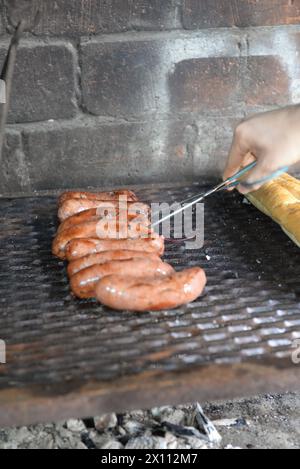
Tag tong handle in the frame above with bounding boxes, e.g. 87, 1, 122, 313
227, 162, 289, 188
226, 161, 257, 184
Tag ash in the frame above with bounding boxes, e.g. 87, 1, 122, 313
0, 393, 300, 449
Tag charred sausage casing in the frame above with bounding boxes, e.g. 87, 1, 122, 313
57, 208, 98, 234
65, 236, 165, 261
67, 250, 161, 277
95, 267, 207, 311
58, 199, 148, 222
57, 209, 148, 235
58, 190, 138, 206
70, 258, 174, 299
52, 219, 154, 259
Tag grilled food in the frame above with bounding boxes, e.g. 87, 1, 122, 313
65, 235, 165, 261
67, 250, 161, 277
58, 199, 149, 222
52, 189, 207, 311
70, 258, 174, 299
95, 268, 207, 312
58, 190, 138, 206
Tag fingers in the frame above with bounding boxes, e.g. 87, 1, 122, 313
237, 182, 263, 195
237, 158, 277, 194
223, 124, 250, 182
223, 140, 244, 181
242, 152, 256, 167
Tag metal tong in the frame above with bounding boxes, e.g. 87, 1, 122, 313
151, 161, 289, 228
0, 10, 40, 164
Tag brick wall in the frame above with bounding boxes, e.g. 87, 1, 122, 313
0, 0, 299, 194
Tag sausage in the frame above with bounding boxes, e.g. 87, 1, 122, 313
52, 219, 154, 259
70, 258, 174, 299
65, 236, 165, 261
68, 250, 161, 277
95, 267, 207, 311
59, 190, 138, 206
58, 199, 149, 222
57, 208, 148, 235
57, 209, 99, 234
66, 239, 100, 261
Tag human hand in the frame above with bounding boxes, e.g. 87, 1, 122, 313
223, 105, 300, 194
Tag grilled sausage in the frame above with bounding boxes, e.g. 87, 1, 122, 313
65, 236, 165, 261
59, 190, 138, 206
70, 258, 174, 299
57, 209, 99, 234
95, 267, 207, 311
57, 208, 148, 235
58, 199, 149, 222
53, 219, 154, 259
68, 250, 161, 277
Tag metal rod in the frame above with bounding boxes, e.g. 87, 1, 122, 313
151, 181, 225, 228
0, 20, 27, 165
150, 162, 258, 228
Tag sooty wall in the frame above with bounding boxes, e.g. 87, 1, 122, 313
0, 0, 300, 195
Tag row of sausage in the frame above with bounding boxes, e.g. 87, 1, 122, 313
52, 190, 207, 311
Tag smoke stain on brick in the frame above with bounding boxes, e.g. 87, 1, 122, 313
245, 56, 290, 107
0, 43, 77, 123
0, 4, 298, 193
168, 58, 242, 114
0, 131, 31, 193
182, 0, 300, 29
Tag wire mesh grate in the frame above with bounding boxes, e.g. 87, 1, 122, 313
0, 184, 299, 424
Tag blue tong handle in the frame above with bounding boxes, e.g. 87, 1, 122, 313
227, 161, 289, 188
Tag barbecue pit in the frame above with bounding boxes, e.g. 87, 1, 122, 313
0, 1, 300, 429
0, 182, 299, 427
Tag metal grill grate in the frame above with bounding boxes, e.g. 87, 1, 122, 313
0, 183, 299, 427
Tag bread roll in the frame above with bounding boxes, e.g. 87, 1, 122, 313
246, 173, 300, 247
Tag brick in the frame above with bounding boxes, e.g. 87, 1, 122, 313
5, 0, 180, 36
81, 39, 165, 117
169, 55, 290, 114
80, 33, 242, 118
81, 36, 292, 118
182, 0, 236, 29
18, 116, 234, 192
192, 118, 238, 176
183, 0, 300, 29
0, 43, 77, 123
235, 0, 300, 27
244, 56, 290, 108
242, 29, 300, 105
169, 58, 242, 113
22, 119, 192, 190
0, 130, 31, 194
